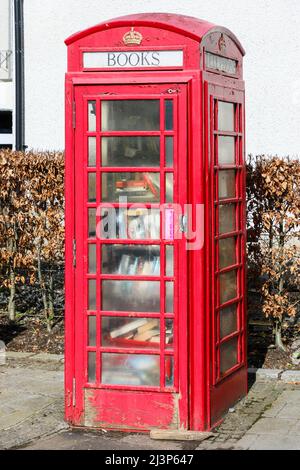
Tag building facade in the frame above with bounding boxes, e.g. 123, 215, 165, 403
0, 0, 14, 149
2, 1, 300, 156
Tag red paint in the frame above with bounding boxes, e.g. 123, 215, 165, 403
65, 13, 246, 432
86, 389, 179, 430
210, 367, 248, 424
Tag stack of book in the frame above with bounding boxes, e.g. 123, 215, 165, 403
117, 254, 160, 276
106, 318, 173, 347
117, 209, 160, 240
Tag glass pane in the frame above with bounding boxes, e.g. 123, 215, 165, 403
88, 208, 96, 238
102, 280, 160, 312
218, 136, 235, 165
206, 52, 237, 75
102, 172, 160, 203
165, 173, 173, 203
101, 100, 159, 131
166, 282, 174, 313
220, 304, 238, 339
218, 101, 235, 132
165, 319, 174, 349
165, 137, 174, 167
220, 337, 238, 375
88, 352, 96, 383
88, 244, 97, 273
165, 246, 174, 277
88, 137, 96, 166
88, 173, 96, 202
218, 170, 236, 200
219, 204, 236, 234
101, 353, 160, 386
88, 316, 96, 346
165, 100, 173, 130
101, 136, 160, 167
88, 279, 96, 310
100, 207, 160, 240
102, 244, 160, 276
165, 356, 174, 387
220, 270, 237, 304
102, 317, 160, 349
88, 101, 96, 132
219, 237, 236, 269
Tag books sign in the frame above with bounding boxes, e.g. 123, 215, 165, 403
83, 50, 183, 69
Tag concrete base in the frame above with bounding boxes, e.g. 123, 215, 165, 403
150, 430, 214, 441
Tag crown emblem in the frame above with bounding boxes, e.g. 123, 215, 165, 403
123, 27, 143, 46
218, 34, 226, 52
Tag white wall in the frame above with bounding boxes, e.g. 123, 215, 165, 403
0, 0, 13, 102
24, 0, 300, 157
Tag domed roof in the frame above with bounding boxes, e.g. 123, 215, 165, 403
65, 12, 245, 55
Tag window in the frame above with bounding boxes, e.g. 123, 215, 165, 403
0, 111, 12, 134
213, 98, 245, 381
0, 111, 13, 149
85, 95, 177, 390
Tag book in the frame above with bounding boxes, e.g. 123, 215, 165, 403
117, 254, 131, 275
150, 335, 160, 343
152, 256, 160, 275
110, 318, 147, 339
133, 329, 160, 342
142, 260, 152, 275
137, 319, 159, 334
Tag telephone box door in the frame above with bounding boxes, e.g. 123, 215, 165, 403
205, 81, 247, 424
73, 83, 188, 430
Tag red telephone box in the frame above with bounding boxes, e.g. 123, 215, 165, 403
65, 13, 247, 432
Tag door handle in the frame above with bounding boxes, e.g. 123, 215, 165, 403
179, 215, 188, 233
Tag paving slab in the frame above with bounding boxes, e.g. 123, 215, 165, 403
234, 433, 257, 450
1, 354, 300, 451
120, 434, 183, 450
255, 369, 282, 381
0, 353, 67, 449
276, 403, 300, 419
278, 390, 300, 402
33, 353, 64, 363
263, 401, 286, 418
281, 371, 300, 384
247, 434, 300, 450
288, 420, 300, 436
0, 400, 68, 450
246, 417, 297, 436
25, 429, 189, 451
5, 352, 36, 360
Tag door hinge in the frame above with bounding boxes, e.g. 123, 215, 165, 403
72, 377, 76, 407
179, 215, 188, 233
72, 101, 76, 128
73, 239, 76, 267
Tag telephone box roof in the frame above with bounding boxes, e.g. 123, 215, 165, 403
65, 12, 245, 56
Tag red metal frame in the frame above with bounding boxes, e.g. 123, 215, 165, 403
70, 83, 189, 430
205, 79, 247, 424
65, 13, 246, 432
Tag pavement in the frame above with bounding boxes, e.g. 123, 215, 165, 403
0, 352, 300, 450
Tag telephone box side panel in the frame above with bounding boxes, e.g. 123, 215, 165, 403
64, 76, 76, 423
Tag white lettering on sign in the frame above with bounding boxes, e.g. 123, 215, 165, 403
205, 52, 237, 75
83, 50, 183, 69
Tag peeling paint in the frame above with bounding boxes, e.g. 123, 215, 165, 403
84, 389, 180, 431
